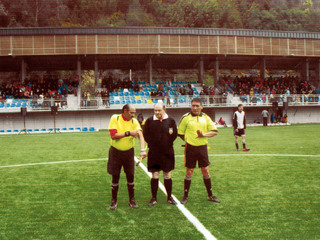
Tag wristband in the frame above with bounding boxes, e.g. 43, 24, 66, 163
125, 131, 130, 136
140, 149, 145, 152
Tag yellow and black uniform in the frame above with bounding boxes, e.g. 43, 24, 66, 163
178, 112, 218, 168
107, 114, 141, 175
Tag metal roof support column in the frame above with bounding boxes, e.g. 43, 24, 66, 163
198, 56, 204, 84
77, 58, 82, 107
213, 57, 219, 85
147, 55, 153, 85
260, 58, 266, 79
315, 59, 320, 89
301, 58, 310, 82
21, 58, 27, 83
94, 58, 100, 89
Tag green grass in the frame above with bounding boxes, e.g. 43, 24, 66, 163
0, 124, 319, 240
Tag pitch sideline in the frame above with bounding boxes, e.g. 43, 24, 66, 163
1, 153, 319, 169
133, 156, 217, 240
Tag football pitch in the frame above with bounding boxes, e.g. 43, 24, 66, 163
0, 124, 319, 240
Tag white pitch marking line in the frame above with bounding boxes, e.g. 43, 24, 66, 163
176, 154, 320, 158
134, 157, 217, 240
0, 158, 107, 169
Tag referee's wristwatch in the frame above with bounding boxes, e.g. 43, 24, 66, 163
125, 131, 130, 136
140, 149, 146, 152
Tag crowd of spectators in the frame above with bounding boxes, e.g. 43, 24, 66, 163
0, 74, 79, 104
1, 73, 319, 107
217, 75, 316, 95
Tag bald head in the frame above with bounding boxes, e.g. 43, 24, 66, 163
154, 102, 166, 120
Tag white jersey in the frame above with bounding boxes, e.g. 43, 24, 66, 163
233, 110, 246, 129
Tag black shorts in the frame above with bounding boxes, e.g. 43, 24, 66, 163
107, 146, 135, 175
234, 129, 245, 137
185, 143, 210, 169
147, 148, 175, 173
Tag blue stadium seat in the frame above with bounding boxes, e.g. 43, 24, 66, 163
114, 92, 119, 96
82, 127, 88, 132
0, 130, 5, 133
131, 99, 136, 104
125, 100, 131, 104
121, 100, 125, 105
14, 130, 19, 133
110, 100, 115, 105
124, 92, 129, 96
119, 92, 124, 96
0, 103, 4, 108
16, 103, 21, 107
41, 129, 46, 131
62, 128, 67, 131
34, 129, 39, 132
137, 100, 142, 104
48, 128, 53, 131
76, 127, 81, 131
69, 128, 74, 131
115, 100, 120, 104
6, 130, 12, 133
27, 129, 33, 132
89, 127, 95, 131
129, 92, 134, 96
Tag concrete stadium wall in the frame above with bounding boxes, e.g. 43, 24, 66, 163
0, 106, 319, 132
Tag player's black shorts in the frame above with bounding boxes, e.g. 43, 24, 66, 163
107, 146, 134, 175
184, 143, 210, 169
234, 128, 245, 136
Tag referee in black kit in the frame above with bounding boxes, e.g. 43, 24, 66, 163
143, 102, 178, 206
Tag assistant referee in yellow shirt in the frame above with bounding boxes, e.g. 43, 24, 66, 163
107, 104, 146, 210
178, 98, 220, 204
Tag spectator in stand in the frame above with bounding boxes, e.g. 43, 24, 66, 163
217, 117, 227, 127
282, 114, 288, 123
133, 84, 140, 92
271, 112, 275, 123
261, 109, 269, 126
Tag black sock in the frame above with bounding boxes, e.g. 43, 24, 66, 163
164, 178, 172, 199
184, 178, 191, 198
111, 175, 120, 200
151, 178, 159, 199
127, 183, 134, 200
111, 184, 119, 200
243, 142, 246, 149
235, 142, 239, 150
203, 177, 213, 197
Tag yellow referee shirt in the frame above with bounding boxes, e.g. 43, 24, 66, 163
178, 112, 217, 146
108, 114, 141, 151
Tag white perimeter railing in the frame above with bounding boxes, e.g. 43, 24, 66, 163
0, 94, 320, 112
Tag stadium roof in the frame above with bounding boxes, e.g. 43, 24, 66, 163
0, 27, 319, 39
0, 27, 319, 72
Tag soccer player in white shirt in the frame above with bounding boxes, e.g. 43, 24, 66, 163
233, 104, 250, 151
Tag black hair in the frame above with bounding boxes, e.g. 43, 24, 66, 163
191, 97, 202, 104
